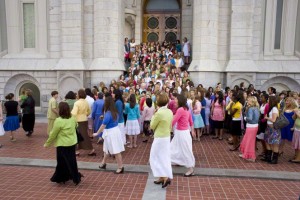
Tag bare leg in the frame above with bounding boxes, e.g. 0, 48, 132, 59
197, 129, 200, 141
134, 135, 138, 147
114, 153, 123, 169
128, 136, 133, 148
101, 152, 109, 164
272, 144, 279, 153
219, 129, 223, 139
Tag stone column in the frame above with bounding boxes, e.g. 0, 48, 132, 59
189, 0, 222, 87
282, 0, 298, 56
226, 0, 258, 87
226, 0, 258, 71
90, 0, 125, 85
56, 0, 85, 70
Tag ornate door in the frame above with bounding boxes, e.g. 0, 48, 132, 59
143, 14, 180, 43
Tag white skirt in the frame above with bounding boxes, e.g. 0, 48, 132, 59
118, 122, 126, 145
170, 129, 195, 168
102, 126, 125, 155
0, 121, 5, 136
125, 119, 140, 135
150, 137, 173, 179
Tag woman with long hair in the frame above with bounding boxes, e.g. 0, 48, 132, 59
21, 89, 35, 136
113, 89, 126, 145
171, 94, 196, 176
44, 102, 83, 185
239, 96, 260, 162
71, 89, 95, 156
228, 91, 243, 151
280, 97, 297, 155
3, 93, 20, 141
211, 91, 225, 140
262, 96, 281, 164
92, 93, 105, 143
192, 95, 205, 141
94, 96, 125, 174
150, 92, 173, 188
124, 94, 140, 148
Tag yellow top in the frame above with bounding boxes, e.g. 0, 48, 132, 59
232, 101, 242, 119
71, 99, 91, 122
150, 107, 173, 138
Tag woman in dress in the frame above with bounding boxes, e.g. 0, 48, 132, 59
239, 96, 260, 162
228, 91, 243, 151
291, 109, 300, 163
71, 89, 95, 156
280, 97, 297, 154
204, 91, 212, 135
171, 94, 196, 176
262, 96, 280, 164
211, 91, 225, 140
113, 89, 126, 145
192, 95, 205, 141
3, 93, 20, 141
92, 93, 105, 143
150, 92, 173, 188
93, 96, 125, 174
21, 89, 35, 136
142, 98, 155, 143
44, 102, 83, 185
124, 94, 140, 148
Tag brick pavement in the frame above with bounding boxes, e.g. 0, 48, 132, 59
0, 123, 299, 172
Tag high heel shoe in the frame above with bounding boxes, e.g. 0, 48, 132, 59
162, 178, 171, 188
99, 163, 106, 169
88, 152, 96, 156
153, 180, 164, 185
184, 171, 195, 177
114, 167, 124, 174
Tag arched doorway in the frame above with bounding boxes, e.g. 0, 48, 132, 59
19, 82, 41, 107
143, 0, 181, 43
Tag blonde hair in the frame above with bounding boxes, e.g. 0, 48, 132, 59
284, 97, 298, 110
247, 96, 259, 108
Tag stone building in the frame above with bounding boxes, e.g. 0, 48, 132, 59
0, 0, 300, 112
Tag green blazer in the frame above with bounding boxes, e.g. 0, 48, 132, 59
150, 107, 173, 138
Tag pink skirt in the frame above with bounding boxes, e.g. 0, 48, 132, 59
292, 129, 300, 150
240, 125, 258, 160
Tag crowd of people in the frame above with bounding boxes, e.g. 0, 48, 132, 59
0, 39, 300, 188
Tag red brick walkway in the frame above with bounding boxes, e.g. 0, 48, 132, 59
0, 166, 299, 200
0, 166, 147, 200
166, 176, 300, 200
0, 123, 299, 172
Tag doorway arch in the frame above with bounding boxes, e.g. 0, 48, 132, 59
18, 82, 41, 107
143, 0, 181, 43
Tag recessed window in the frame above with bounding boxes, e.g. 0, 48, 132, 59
274, 0, 283, 50
23, 3, 35, 48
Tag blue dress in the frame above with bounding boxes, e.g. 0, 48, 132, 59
92, 99, 104, 137
201, 99, 206, 126
281, 111, 295, 141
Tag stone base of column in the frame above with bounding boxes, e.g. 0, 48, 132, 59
225, 60, 258, 72
189, 59, 222, 72
189, 71, 225, 88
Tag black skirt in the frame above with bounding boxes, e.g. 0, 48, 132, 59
22, 114, 35, 132
213, 120, 224, 129
143, 120, 152, 136
230, 120, 242, 136
51, 145, 82, 185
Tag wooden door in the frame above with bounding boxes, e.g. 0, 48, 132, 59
143, 14, 180, 43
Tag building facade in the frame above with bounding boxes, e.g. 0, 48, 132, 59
0, 0, 300, 112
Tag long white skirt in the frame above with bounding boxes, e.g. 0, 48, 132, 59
150, 137, 173, 179
125, 119, 140, 135
170, 129, 195, 168
118, 122, 126, 145
102, 126, 125, 155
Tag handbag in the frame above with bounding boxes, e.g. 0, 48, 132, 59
76, 128, 84, 143
273, 113, 289, 130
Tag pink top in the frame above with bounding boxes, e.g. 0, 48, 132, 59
211, 100, 225, 121
172, 107, 193, 130
168, 99, 177, 115
142, 106, 155, 121
193, 101, 201, 115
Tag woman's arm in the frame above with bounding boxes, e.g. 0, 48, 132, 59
71, 102, 78, 117
95, 124, 107, 135
44, 119, 60, 147
150, 112, 160, 131
172, 108, 182, 127
246, 108, 253, 123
